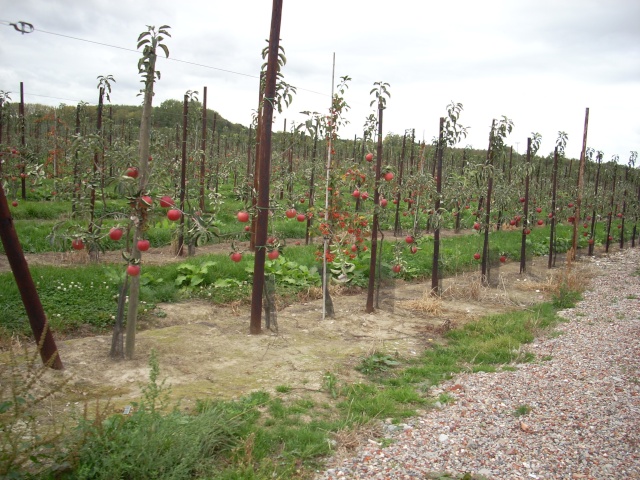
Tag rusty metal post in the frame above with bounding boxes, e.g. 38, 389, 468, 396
481, 120, 496, 284
250, 0, 283, 334
200, 86, 207, 212
549, 147, 559, 268
431, 118, 445, 293
19, 82, 26, 200
0, 182, 63, 369
177, 94, 188, 256
519, 137, 532, 274
365, 102, 384, 313
572, 107, 589, 258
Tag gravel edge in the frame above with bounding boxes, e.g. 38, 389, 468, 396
315, 248, 640, 479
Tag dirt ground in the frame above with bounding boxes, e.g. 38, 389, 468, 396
2, 232, 597, 419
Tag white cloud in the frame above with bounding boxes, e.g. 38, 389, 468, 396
1, 0, 638, 161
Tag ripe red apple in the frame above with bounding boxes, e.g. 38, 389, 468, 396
548, 213, 553, 219
392, 264, 402, 273
365, 153, 374, 162
350, 244, 358, 253
536, 207, 542, 213
568, 202, 574, 208
380, 198, 388, 207
141, 195, 153, 207
137, 239, 150, 252
244, 225, 251, 232
72, 238, 84, 250
473, 222, 480, 230
237, 211, 250, 223
473, 253, 481, 260
11, 201, 18, 207
500, 255, 507, 263
384, 172, 394, 182
352, 190, 360, 199
537, 220, 544, 226
405, 235, 414, 244
125, 167, 139, 178
167, 209, 181, 221
524, 228, 531, 235
296, 213, 306, 222
361, 191, 369, 201
159, 195, 175, 208
127, 264, 141, 276
519, 197, 526, 203
410, 246, 418, 254
230, 252, 242, 262
109, 227, 123, 241
267, 250, 280, 260
588, 239, 594, 245
285, 208, 297, 219
510, 219, 516, 226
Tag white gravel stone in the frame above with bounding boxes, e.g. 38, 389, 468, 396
316, 248, 640, 479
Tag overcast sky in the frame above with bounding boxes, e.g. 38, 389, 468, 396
1, 0, 639, 162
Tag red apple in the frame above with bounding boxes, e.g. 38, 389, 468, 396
72, 238, 84, 250
125, 167, 139, 179
365, 153, 374, 162
167, 209, 181, 221
352, 190, 360, 199
127, 264, 141, 276
380, 198, 388, 207
285, 208, 297, 219
392, 264, 402, 273
109, 227, 123, 241
159, 195, 175, 208
500, 255, 507, 263
296, 213, 306, 222
11, 201, 18, 207
473, 252, 481, 260
137, 239, 150, 252
537, 220, 544, 226
230, 252, 242, 262
237, 211, 250, 223
405, 235, 414, 244
384, 172, 394, 182
268, 250, 280, 260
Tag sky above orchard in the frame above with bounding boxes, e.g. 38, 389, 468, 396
1, 0, 639, 162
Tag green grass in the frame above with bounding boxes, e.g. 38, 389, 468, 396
5, 276, 576, 479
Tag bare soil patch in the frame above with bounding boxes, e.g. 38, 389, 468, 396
20, 253, 586, 421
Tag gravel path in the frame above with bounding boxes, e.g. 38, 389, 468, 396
316, 248, 640, 479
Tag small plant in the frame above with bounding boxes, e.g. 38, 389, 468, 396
438, 392, 455, 404
356, 352, 400, 375
275, 385, 292, 394
513, 404, 532, 417
174, 261, 217, 290
322, 372, 339, 399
